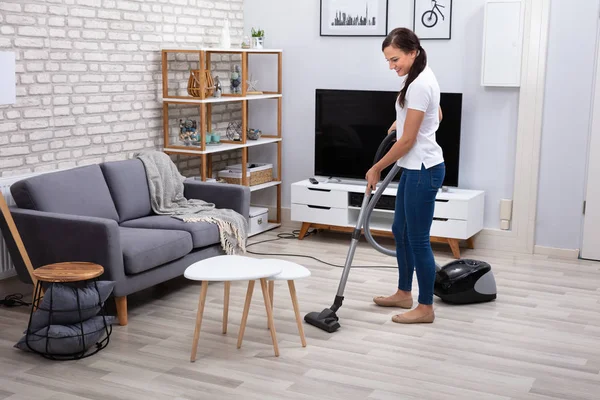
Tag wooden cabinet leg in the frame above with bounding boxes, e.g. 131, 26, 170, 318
448, 239, 460, 259
298, 222, 311, 240
466, 236, 475, 249
115, 296, 128, 326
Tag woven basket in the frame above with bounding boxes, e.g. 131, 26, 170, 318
187, 70, 214, 97
217, 163, 273, 186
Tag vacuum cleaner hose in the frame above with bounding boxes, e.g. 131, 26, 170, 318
362, 132, 401, 257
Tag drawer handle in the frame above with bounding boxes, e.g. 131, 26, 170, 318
435, 199, 449, 203
308, 188, 331, 192
433, 217, 448, 221
307, 205, 331, 210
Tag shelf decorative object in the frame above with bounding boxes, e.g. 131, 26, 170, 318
242, 35, 251, 49
188, 69, 214, 97
160, 47, 284, 236
246, 74, 262, 95
230, 65, 242, 94
247, 128, 261, 140
251, 27, 264, 49
226, 121, 242, 141
220, 18, 232, 48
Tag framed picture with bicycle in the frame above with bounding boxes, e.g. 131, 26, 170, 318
413, 0, 452, 40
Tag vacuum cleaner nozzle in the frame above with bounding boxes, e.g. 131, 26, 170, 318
304, 308, 340, 333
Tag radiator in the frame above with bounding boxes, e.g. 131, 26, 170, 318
0, 176, 21, 279
0, 169, 68, 280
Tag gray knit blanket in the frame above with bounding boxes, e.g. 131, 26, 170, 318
135, 151, 248, 255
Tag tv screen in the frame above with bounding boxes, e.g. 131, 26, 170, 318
314, 89, 462, 187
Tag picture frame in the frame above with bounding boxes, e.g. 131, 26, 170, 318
320, 0, 389, 37
413, 0, 452, 40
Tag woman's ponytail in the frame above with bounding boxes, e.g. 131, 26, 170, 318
382, 28, 427, 108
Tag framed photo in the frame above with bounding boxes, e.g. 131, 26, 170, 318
413, 0, 452, 40
320, 0, 389, 37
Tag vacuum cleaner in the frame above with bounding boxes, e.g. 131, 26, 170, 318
304, 132, 497, 333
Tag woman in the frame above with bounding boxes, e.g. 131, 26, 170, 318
365, 27, 445, 324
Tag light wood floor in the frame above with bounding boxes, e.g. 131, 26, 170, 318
1, 226, 600, 400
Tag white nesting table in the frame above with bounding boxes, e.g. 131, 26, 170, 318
184, 255, 282, 361
239, 259, 311, 348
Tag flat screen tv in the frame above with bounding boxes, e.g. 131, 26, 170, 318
314, 89, 462, 187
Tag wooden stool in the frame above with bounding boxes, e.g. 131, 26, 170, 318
25, 262, 113, 360
0, 194, 113, 359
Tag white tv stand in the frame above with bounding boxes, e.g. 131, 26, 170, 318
291, 179, 484, 259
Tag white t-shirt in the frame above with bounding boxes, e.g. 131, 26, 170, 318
395, 65, 444, 170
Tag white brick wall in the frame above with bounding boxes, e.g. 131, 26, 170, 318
0, 0, 244, 178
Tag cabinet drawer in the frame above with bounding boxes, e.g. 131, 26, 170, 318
291, 185, 347, 208
430, 218, 469, 239
291, 204, 347, 226
433, 199, 469, 220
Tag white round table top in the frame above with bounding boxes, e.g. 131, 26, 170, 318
260, 259, 311, 280
184, 255, 282, 281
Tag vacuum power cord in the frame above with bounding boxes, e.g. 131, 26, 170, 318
0, 293, 30, 308
246, 229, 397, 269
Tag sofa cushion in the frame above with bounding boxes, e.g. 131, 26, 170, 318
120, 216, 220, 249
10, 165, 120, 221
119, 227, 193, 275
100, 159, 152, 222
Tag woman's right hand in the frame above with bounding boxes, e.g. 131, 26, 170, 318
388, 120, 397, 135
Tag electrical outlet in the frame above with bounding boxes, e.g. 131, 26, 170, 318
500, 199, 513, 220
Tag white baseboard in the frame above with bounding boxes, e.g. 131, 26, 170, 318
0, 269, 17, 280
533, 245, 580, 259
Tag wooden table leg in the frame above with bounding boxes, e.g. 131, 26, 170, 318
223, 281, 230, 334
237, 280, 255, 349
288, 280, 306, 347
260, 278, 279, 357
268, 280, 274, 329
190, 280, 209, 362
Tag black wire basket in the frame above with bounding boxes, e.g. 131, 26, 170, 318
22, 280, 113, 361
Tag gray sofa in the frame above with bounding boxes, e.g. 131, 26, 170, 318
6, 158, 250, 325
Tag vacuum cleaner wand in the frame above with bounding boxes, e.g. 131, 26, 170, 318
304, 133, 400, 333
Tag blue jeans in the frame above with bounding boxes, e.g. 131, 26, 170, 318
392, 162, 445, 305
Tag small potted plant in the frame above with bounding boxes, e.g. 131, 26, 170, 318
251, 27, 264, 49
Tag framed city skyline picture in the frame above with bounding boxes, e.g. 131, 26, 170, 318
413, 0, 453, 40
320, 0, 389, 37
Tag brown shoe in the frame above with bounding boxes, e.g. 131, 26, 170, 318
373, 296, 413, 309
391, 311, 435, 324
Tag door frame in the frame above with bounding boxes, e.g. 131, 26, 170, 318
475, 0, 551, 254
580, 12, 600, 260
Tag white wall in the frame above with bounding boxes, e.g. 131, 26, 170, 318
535, 0, 599, 251
245, 0, 519, 230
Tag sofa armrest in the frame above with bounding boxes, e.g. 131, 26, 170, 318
9, 208, 124, 284
184, 179, 251, 219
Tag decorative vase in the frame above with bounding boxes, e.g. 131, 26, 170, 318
220, 18, 231, 49
252, 37, 264, 49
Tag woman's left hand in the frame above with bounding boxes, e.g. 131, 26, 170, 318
365, 166, 381, 194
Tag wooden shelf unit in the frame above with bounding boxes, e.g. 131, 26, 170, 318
160, 48, 283, 229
